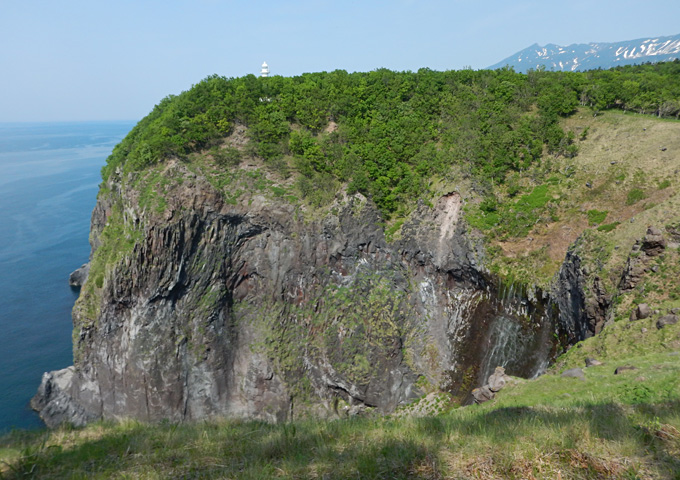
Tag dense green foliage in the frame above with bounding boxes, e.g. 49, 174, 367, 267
102, 61, 680, 218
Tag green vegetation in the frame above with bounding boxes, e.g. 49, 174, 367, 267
100, 62, 680, 220
586, 209, 608, 225
468, 183, 557, 239
74, 199, 142, 329
626, 188, 647, 205
597, 221, 620, 233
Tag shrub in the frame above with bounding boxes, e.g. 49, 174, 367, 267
212, 146, 241, 167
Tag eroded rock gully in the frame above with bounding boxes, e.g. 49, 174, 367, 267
33, 165, 594, 427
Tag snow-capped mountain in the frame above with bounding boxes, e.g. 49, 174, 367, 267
488, 33, 680, 72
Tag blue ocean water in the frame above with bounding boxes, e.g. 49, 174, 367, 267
0, 121, 133, 432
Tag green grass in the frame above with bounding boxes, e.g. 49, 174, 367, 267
626, 188, 647, 205
385, 219, 405, 242
597, 221, 620, 232
586, 209, 608, 226
467, 184, 556, 239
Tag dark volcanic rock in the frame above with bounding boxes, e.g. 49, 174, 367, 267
619, 254, 646, 291
619, 228, 668, 293
585, 357, 603, 367
555, 240, 611, 341
68, 263, 90, 287
641, 226, 666, 256
31, 162, 581, 428
657, 315, 679, 329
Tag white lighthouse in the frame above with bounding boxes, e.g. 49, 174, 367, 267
260, 62, 269, 77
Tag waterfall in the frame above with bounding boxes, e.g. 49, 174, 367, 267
479, 277, 557, 382
441, 274, 560, 399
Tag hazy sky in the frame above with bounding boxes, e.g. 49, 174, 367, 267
2, 0, 679, 122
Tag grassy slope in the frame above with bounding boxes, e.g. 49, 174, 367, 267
2, 113, 680, 479
487, 109, 680, 289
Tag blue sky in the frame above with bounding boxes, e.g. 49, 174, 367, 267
2, 0, 679, 122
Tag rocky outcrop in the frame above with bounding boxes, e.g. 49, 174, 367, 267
30, 367, 98, 428
554, 240, 611, 341
641, 226, 666, 257
471, 366, 512, 403
471, 385, 495, 404
585, 357, 603, 367
630, 303, 651, 321
32, 162, 585, 428
657, 315, 679, 329
620, 226, 668, 291
68, 263, 90, 287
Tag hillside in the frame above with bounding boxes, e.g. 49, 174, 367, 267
489, 33, 680, 73
474, 109, 680, 287
2, 64, 680, 478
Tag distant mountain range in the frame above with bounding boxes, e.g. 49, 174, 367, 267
488, 33, 680, 73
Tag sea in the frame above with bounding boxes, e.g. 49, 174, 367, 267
0, 121, 134, 432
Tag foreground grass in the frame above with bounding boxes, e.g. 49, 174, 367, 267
2, 350, 679, 479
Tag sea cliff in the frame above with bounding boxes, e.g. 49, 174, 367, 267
31, 66, 680, 427
32, 158, 583, 426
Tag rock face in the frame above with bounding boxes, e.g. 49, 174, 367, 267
657, 315, 679, 329
32, 162, 587, 427
620, 227, 668, 292
554, 241, 611, 341
30, 367, 97, 428
68, 263, 90, 287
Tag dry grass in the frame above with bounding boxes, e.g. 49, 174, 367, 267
493, 110, 680, 286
